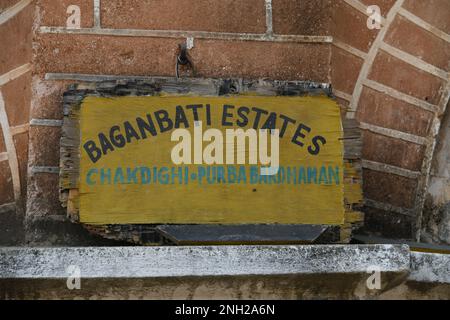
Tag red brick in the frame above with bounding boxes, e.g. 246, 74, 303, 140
363, 169, 417, 209
0, 4, 33, 75
101, 0, 266, 33
192, 41, 330, 81
331, 46, 364, 94
360, 0, 396, 17
403, 0, 450, 34
385, 15, 450, 71
0, 0, 19, 10
331, 1, 379, 52
38, 0, 94, 28
357, 87, 434, 137
2, 72, 31, 127
369, 51, 445, 105
29, 126, 60, 167
272, 0, 332, 35
0, 161, 14, 204
35, 34, 331, 81
34, 34, 179, 77
31, 77, 73, 120
362, 131, 426, 171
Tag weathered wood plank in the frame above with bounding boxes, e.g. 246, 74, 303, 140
59, 79, 362, 245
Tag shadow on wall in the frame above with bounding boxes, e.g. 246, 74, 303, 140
423, 103, 450, 245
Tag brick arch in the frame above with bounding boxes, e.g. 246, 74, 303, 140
0, 0, 33, 245
0, 0, 33, 213
331, 0, 450, 240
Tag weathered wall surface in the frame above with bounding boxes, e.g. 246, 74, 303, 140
27, 0, 334, 245
0, 0, 33, 245
0, 0, 449, 245
328, 0, 450, 242
423, 102, 450, 244
1, 246, 449, 300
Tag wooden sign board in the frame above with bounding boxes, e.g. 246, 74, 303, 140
60, 79, 363, 243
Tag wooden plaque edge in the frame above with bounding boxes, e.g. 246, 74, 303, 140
59, 78, 363, 244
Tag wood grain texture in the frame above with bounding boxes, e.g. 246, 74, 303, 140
59, 78, 362, 244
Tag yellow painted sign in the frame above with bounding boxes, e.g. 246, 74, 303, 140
79, 95, 344, 225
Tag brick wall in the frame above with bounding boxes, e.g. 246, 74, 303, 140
0, 0, 33, 244
329, 0, 450, 242
0, 0, 449, 245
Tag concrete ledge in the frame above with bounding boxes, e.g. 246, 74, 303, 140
410, 252, 450, 284
3, 245, 448, 299
0, 245, 410, 279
